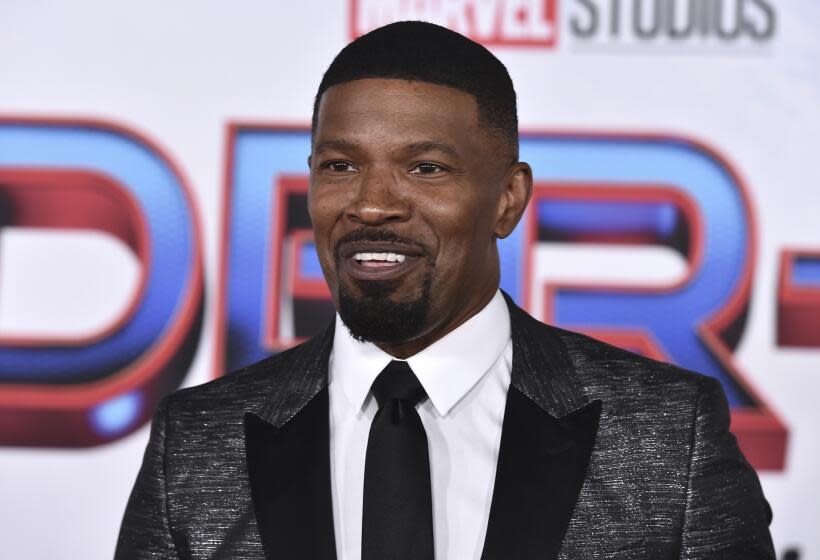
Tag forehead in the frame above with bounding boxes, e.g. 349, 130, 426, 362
313, 79, 484, 152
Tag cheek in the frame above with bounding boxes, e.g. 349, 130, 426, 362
308, 192, 330, 229
308, 194, 340, 271
309, 183, 347, 227
428, 199, 498, 275
427, 208, 485, 266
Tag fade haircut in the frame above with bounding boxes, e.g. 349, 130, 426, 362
312, 20, 519, 160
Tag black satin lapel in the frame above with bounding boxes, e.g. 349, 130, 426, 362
481, 388, 602, 560
244, 387, 337, 560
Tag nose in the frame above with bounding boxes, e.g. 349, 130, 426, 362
346, 168, 410, 226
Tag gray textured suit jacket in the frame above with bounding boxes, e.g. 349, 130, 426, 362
116, 296, 774, 559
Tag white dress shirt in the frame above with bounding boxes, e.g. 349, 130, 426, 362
328, 290, 513, 560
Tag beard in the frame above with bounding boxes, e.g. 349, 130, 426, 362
335, 230, 433, 344
337, 271, 433, 344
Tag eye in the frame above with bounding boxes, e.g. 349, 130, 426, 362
409, 162, 446, 175
321, 160, 357, 173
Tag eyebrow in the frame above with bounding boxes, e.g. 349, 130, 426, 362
313, 139, 359, 155
405, 141, 461, 160
312, 139, 461, 160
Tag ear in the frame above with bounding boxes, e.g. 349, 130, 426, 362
494, 162, 533, 239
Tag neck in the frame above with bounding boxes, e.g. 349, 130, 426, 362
374, 287, 498, 359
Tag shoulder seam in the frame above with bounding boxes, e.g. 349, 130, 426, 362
158, 396, 182, 556
676, 375, 709, 557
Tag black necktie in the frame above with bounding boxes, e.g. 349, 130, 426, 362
362, 360, 435, 560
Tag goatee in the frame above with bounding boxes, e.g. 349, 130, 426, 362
337, 269, 433, 344
334, 228, 433, 343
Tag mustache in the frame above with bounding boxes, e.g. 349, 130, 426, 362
334, 229, 427, 258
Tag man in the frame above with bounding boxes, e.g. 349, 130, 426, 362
116, 21, 774, 560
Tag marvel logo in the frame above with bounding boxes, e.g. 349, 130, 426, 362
350, 0, 558, 47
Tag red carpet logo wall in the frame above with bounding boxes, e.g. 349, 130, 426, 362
2, 119, 818, 474
217, 124, 816, 472
352, 0, 776, 51
352, 0, 559, 47
0, 118, 205, 447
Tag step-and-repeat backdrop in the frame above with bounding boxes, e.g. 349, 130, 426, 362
1, 1, 819, 558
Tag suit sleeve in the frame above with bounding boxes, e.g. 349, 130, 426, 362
678, 376, 775, 559
115, 397, 180, 559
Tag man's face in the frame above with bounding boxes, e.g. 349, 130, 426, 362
309, 78, 530, 357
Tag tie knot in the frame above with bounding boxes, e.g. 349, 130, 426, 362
370, 360, 427, 409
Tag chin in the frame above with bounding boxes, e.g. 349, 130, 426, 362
337, 274, 433, 344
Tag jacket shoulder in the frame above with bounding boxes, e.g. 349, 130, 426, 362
556, 325, 704, 382
546, 324, 724, 421
162, 328, 331, 417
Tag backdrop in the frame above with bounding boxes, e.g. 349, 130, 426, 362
1, 1, 818, 558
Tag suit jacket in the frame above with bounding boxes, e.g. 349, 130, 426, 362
116, 297, 774, 559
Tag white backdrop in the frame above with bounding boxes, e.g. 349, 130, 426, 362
1, 1, 819, 558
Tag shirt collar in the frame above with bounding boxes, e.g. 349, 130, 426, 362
330, 290, 511, 416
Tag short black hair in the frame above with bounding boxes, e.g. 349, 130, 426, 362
312, 20, 519, 159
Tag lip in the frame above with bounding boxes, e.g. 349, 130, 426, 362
341, 255, 422, 282
337, 241, 426, 282
338, 241, 425, 260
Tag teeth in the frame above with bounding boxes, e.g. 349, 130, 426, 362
353, 252, 407, 263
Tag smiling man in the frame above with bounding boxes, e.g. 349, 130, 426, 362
310, 76, 526, 358
116, 21, 774, 560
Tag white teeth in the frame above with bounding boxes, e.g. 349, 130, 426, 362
353, 252, 407, 263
